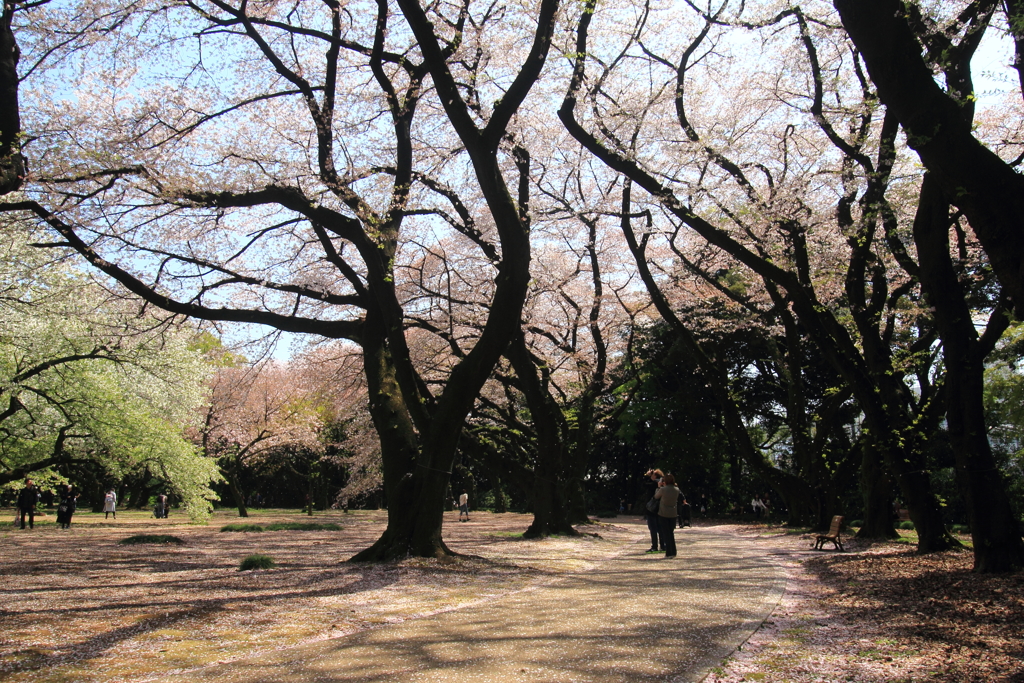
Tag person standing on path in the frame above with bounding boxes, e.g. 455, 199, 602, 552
103, 489, 117, 519
654, 474, 682, 558
643, 469, 664, 552
56, 484, 78, 529
17, 479, 39, 530
459, 490, 470, 522
155, 492, 168, 518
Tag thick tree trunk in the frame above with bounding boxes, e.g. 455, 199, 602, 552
351, 319, 452, 561
856, 444, 897, 539
0, 3, 25, 197
565, 480, 590, 526
493, 481, 508, 514
125, 476, 153, 510
507, 334, 579, 538
523, 471, 576, 538
354, 463, 455, 559
899, 468, 956, 552
913, 173, 1024, 572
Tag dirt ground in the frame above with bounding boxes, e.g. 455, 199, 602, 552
2, 510, 1022, 683
0, 508, 633, 683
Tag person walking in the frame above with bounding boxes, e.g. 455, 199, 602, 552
643, 469, 664, 553
56, 484, 78, 529
458, 490, 470, 522
154, 492, 168, 519
654, 474, 682, 558
17, 479, 39, 530
103, 489, 117, 519
677, 496, 692, 529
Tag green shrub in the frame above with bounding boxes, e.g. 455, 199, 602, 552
849, 520, 863, 528
220, 523, 265, 532
264, 522, 342, 531
119, 534, 184, 545
239, 554, 276, 571
950, 524, 970, 534
899, 520, 915, 530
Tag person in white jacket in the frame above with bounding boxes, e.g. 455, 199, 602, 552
103, 490, 117, 519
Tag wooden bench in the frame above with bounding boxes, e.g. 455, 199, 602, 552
814, 515, 845, 551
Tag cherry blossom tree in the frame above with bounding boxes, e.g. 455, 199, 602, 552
1, 0, 561, 559
559, 0, 964, 545
199, 359, 324, 517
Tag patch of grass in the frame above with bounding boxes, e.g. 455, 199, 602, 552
849, 519, 863, 528
898, 520, 915, 530
489, 531, 525, 538
239, 554, 275, 571
264, 522, 342, 531
119, 534, 185, 545
895, 530, 918, 544
950, 524, 970, 534
220, 523, 265, 532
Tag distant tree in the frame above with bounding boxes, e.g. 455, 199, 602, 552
199, 360, 324, 518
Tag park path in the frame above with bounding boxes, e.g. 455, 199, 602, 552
160, 524, 786, 683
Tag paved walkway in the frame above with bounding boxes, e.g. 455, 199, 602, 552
163, 525, 786, 683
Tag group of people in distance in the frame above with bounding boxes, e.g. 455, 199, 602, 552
751, 494, 770, 519
643, 469, 688, 558
11, 478, 170, 528
13, 479, 79, 529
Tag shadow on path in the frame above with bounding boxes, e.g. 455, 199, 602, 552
159, 525, 786, 683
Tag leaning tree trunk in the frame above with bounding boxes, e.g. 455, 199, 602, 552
218, 456, 248, 518
914, 173, 1024, 571
507, 333, 579, 538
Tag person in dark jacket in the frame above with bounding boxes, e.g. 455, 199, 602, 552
654, 474, 682, 558
17, 479, 39, 530
643, 469, 665, 552
155, 492, 168, 519
56, 484, 78, 529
